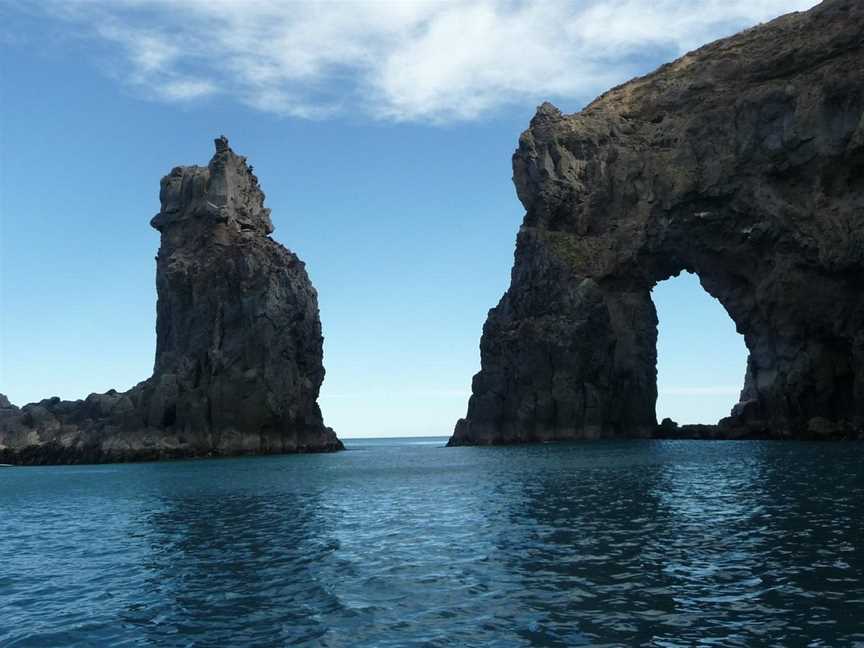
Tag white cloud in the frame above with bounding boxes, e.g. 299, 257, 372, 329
44, 0, 817, 122
157, 79, 218, 101
96, 26, 179, 74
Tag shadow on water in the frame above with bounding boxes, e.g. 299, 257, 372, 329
491, 441, 671, 646
498, 441, 864, 647
115, 457, 364, 646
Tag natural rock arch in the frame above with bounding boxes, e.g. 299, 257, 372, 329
450, 0, 864, 445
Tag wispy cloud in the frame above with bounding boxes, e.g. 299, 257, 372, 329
38, 0, 817, 122
157, 79, 218, 101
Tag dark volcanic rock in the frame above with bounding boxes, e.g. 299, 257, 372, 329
450, 0, 864, 446
1, 138, 342, 464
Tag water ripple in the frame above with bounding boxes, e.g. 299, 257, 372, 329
1, 439, 863, 646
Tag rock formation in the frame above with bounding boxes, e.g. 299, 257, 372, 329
450, 0, 864, 445
1, 137, 342, 464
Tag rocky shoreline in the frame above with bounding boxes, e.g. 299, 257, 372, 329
447, 420, 862, 447
0, 438, 343, 467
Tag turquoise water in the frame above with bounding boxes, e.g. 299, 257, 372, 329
2, 438, 863, 647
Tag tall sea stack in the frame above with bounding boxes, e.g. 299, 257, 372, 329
450, 0, 864, 446
1, 137, 342, 464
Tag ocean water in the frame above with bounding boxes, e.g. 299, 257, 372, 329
2, 438, 863, 647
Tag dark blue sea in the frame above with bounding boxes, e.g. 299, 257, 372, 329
2, 438, 863, 647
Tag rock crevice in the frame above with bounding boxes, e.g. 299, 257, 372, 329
450, 0, 864, 445
1, 137, 342, 464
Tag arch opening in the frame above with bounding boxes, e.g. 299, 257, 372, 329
652, 271, 748, 426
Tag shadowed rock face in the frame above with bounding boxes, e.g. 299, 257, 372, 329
450, 0, 864, 446
1, 137, 342, 464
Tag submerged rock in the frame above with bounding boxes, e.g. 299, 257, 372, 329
1, 138, 342, 464
450, 0, 864, 446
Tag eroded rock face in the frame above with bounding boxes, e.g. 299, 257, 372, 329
1, 138, 342, 464
451, 0, 864, 446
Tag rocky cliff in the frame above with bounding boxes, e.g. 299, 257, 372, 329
450, 0, 864, 446
1, 137, 342, 464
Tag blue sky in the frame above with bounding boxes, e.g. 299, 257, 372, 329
0, 1, 813, 437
